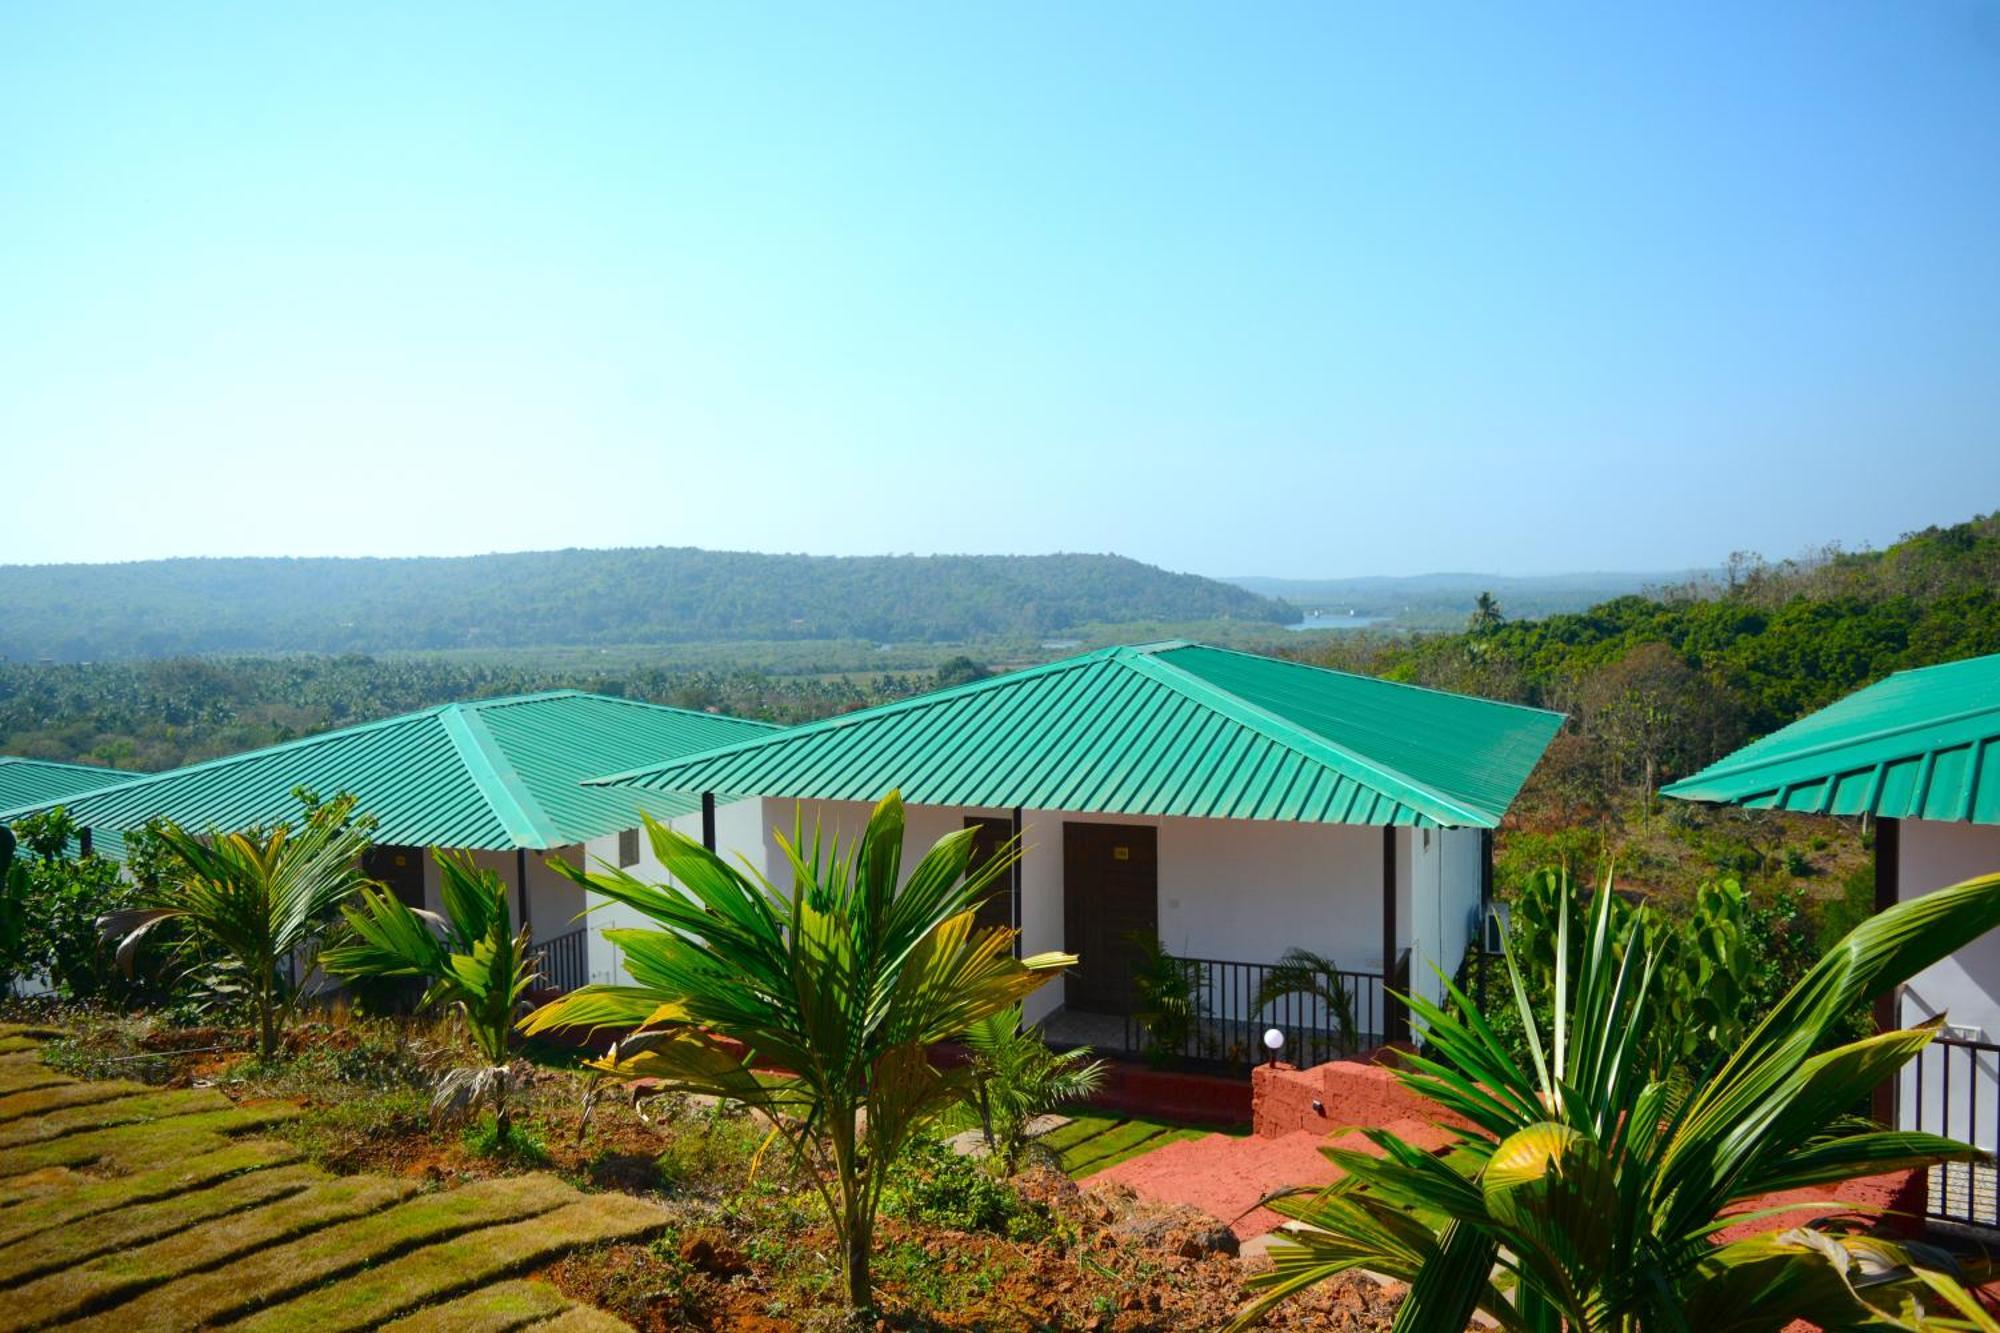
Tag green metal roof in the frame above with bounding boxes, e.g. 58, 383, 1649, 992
0, 756, 148, 811
0, 757, 151, 861
590, 642, 1563, 829
0, 693, 780, 851
1663, 651, 2000, 823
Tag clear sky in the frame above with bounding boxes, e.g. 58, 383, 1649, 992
4, 3, 1997, 578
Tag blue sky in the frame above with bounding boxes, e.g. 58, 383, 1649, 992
4, 3, 1997, 577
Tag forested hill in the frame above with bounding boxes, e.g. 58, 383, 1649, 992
0, 549, 1297, 660
1294, 512, 2000, 816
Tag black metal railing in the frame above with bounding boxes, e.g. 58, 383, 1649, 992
1118, 953, 1388, 1071
529, 926, 590, 994
1907, 1034, 1999, 1229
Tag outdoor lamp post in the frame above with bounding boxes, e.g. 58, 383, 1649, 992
1262, 1026, 1285, 1066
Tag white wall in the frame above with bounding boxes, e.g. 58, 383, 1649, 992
419, 844, 588, 939
1896, 820, 2000, 1042
1892, 820, 2000, 1154
576, 798, 786, 986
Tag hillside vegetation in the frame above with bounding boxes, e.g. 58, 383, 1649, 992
0, 548, 1295, 660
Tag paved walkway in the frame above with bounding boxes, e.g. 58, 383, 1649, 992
1086, 1116, 1455, 1239
0, 1025, 664, 1332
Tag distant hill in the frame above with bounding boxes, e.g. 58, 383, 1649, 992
1227, 570, 1704, 628
0, 548, 1297, 661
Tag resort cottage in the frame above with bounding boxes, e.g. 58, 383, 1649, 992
0, 691, 777, 991
1664, 650, 2000, 1231
583, 642, 1563, 1066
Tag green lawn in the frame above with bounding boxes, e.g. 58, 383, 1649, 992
1038, 1113, 1224, 1175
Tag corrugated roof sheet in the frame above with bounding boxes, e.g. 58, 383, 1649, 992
1662, 651, 2000, 823
0, 693, 780, 851
0, 757, 151, 861
590, 642, 1563, 829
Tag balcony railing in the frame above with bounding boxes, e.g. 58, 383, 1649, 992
1906, 1034, 1999, 1230
1116, 953, 1395, 1071
529, 926, 590, 995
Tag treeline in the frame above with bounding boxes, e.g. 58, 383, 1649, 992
0, 655, 968, 773
1295, 512, 2000, 819
0, 548, 1295, 660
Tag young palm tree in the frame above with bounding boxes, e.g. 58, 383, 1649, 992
100, 796, 378, 1060
1252, 948, 1359, 1055
320, 851, 539, 1143
1235, 870, 2000, 1332
962, 1003, 1106, 1173
521, 792, 1074, 1313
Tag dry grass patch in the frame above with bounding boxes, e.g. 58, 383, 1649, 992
0, 1138, 300, 1248
377, 1277, 575, 1331
234, 1193, 668, 1333
0, 1162, 322, 1284
10, 1173, 419, 1330
0, 1087, 235, 1148
65, 1174, 577, 1333
0, 1102, 299, 1176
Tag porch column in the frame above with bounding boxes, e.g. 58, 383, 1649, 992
1382, 826, 1405, 1044
1478, 828, 1494, 1010
514, 847, 532, 930
1010, 806, 1024, 959
1871, 817, 1901, 1125
701, 792, 717, 852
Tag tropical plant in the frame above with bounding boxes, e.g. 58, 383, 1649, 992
521, 792, 1074, 1313
1252, 948, 1360, 1056
1235, 869, 2000, 1332
1128, 933, 1200, 1066
962, 1004, 1106, 1173
100, 794, 379, 1060
320, 851, 540, 1143
0, 828, 28, 994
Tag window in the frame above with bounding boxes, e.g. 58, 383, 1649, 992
618, 827, 640, 867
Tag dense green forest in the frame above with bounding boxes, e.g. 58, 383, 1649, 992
0, 655, 963, 773
1291, 513, 2000, 814
0, 548, 1294, 660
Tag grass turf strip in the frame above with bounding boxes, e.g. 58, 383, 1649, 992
0, 1080, 156, 1125
234, 1193, 668, 1333
0, 1139, 300, 1247
62, 1173, 581, 1333
0, 1102, 299, 1176
10, 1172, 421, 1330
0, 1066, 73, 1097
0, 1087, 236, 1148
0, 1162, 322, 1284
378, 1278, 575, 1331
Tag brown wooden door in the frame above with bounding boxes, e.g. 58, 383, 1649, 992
964, 817, 1015, 937
362, 844, 427, 909
1062, 823, 1158, 1013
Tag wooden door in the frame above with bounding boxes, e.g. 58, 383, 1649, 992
964, 816, 1015, 937
1062, 823, 1158, 1013
362, 844, 427, 909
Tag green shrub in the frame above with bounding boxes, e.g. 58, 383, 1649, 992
462, 1114, 549, 1164
882, 1136, 1045, 1240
